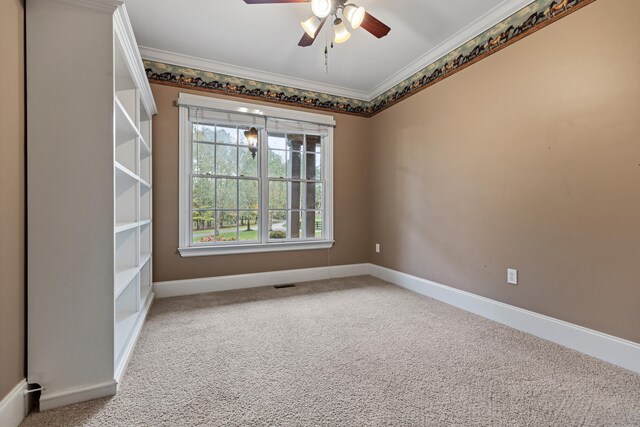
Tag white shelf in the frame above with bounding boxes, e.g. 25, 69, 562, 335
115, 222, 138, 234
140, 252, 151, 267
115, 97, 139, 143
139, 177, 151, 189
115, 161, 139, 183
114, 267, 138, 298
115, 161, 152, 190
114, 219, 151, 234
140, 137, 151, 156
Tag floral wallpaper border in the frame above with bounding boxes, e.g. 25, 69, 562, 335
145, 0, 595, 118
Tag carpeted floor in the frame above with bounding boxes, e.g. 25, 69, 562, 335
21, 276, 640, 426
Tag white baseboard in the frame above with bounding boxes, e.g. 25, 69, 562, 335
0, 380, 27, 427
153, 262, 640, 374
38, 294, 154, 411
369, 264, 640, 375
39, 379, 117, 411
153, 263, 370, 298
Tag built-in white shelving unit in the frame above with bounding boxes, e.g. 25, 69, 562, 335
113, 29, 155, 377
27, 0, 157, 410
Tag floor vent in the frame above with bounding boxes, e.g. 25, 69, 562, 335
274, 284, 296, 289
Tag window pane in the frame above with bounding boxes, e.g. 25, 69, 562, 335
239, 127, 258, 177
216, 126, 238, 144
269, 210, 287, 239
289, 150, 302, 179
269, 181, 287, 209
239, 147, 258, 177
238, 211, 259, 242
305, 153, 321, 180
239, 179, 258, 210
193, 143, 215, 176
306, 135, 322, 153
268, 149, 287, 178
289, 181, 303, 210
192, 177, 214, 210
216, 179, 237, 209
238, 127, 249, 145
192, 210, 215, 243
306, 182, 322, 210
306, 210, 323, 239
315, 211, 324, 238
287, 134, 304, 152
193, 124, 215, 142
216, 145, 237, 176
268, 133, 286, 150
289, 211, 302, 239
217, 211, 238, 241
188, 117, 329, 248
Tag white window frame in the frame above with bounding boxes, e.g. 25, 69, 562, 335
177, 93, 335, 257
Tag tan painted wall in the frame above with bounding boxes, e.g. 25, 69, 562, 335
0, 0, 25, 398
151, 85, 371, 281
369, 0, 640, 343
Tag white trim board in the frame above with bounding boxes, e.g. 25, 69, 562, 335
140, 46, 371, 101
37, 294, 154, 411
0, 380, 27, 427
39, 380, 117, 412
367, 0, 535, 99
154, 263, 640, 374
153, 263, 370, 298
368, 264, 640, 375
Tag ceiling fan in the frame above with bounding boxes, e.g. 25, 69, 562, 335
243, 0, 391, 47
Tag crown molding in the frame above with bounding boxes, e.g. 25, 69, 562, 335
57, 0, 123, 13
364, 0, 536, 99
115, 6, 158, 115
139, 46, 371, 102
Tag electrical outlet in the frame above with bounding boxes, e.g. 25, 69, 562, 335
507, 268, 518, 285
375, 243, 380, 253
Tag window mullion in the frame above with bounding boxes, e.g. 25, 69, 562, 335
260, 129, 269, 244
236, 127, 240, 242
213, 128, 218, 242
301, 135, 307, 239
189, 123, 194, 246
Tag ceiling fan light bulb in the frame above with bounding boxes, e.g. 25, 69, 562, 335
301, 16, 321, 38
343, 4, 365, 29
311, 0, 332, 18
333, 19, 351, 44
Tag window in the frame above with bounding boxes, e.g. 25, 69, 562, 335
178, 94, 334, 256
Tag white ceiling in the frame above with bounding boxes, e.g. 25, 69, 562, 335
125, 0, 532, 100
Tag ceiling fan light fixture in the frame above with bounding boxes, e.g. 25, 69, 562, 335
333, 18, 351, 44
301, 16, 322, 38
311, 0, 332, 18
343, 4, 365, 29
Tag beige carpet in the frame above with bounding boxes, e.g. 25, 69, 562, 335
21, 276, 640, 426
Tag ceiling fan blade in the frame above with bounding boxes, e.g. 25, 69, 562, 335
298, 17, 326, 47
360, 12, 391, 38
243, 0, 309, 3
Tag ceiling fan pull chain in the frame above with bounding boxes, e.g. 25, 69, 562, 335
324, 44, 329, 74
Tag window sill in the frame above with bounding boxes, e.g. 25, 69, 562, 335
178, 240, 334, 257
